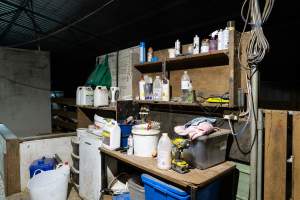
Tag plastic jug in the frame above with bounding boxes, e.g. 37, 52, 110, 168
157, 133, 172, 170
81, 87, 94, 106
153, 76, 162, 101
76, 86, 84, 105
94, 86, 109, 107
181, 71, 191, 102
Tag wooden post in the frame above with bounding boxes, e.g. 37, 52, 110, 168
264, 110, 287, 200
4, 139, 20, 196
293, 112, 300, 200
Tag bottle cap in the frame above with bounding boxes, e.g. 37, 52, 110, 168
184, 71, 187, 73
156, 76, 160, 79
162, 133, 168, 136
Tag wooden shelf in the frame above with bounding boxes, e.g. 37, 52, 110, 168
134, 50, 229, 73
134, 100, 230, 108
77, 105, 116, 112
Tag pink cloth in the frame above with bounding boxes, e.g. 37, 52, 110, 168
174, 122, 216, 140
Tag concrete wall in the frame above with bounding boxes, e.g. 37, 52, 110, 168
0, 47, 51, 137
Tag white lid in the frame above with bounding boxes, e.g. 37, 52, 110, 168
156, 76, 160, 79
184, 71, 188, 74
162, 133, 168, 136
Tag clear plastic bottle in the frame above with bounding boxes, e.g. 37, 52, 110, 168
181, 71, 190, 102
139, 75, 145, 100
127, 134, 133, 155
157, 133, 172, 170
153, 76, 162, 101
161, 77, 170, 101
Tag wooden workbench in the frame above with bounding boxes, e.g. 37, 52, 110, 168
100, 147, 236, 199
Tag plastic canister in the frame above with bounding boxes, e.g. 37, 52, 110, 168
94, 86, 109, 107
193, 35, 200, 54
29, 157, 56, 178
157, 133, 172, 170
132, 125, 160, 157
81, 87, 94, 106
76, 86, 84, 105
139, 42, 146, 63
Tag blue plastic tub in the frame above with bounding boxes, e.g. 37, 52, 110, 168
141, 174, 190, 200
29, 157, 56, 178
119, 124, 133, 147
112, 193, 130, 200
141, 174, 221, 200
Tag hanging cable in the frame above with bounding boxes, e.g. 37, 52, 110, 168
7, 0, 116, 48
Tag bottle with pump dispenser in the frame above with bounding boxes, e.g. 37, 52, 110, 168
193, 35, 200, 54
157, 133, 172, 170
153, 76, 162, 101
181, 71, 191, 102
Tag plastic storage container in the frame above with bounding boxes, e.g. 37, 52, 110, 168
188, 130, 229, 169
128, 176, 145, 200
71, 136, 79, 156
71, 153, 79, 170
119, 124, 133, 147
141, 174, 190, 200
113, 193, 131, 200
29, 157, 56, 178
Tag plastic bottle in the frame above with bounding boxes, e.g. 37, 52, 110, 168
223, 27, 229, 49
139, 42, 146, 63
153, 76, 162, 101
147, 47, 153, 62
157, 133, 172, 170
144, 75, 153, 100
161, 78, 170, 101
193, 35, 200, 54
139, 76, 145, 100
218, 29, 224, 50
175, 39, 181, 56
181, 71, 190, 102
127, 135, 133, 155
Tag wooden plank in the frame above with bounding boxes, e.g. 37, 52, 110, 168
100, 146, 235, 188
5, 139, 20, 196
293, 112, 300, 200
51, 98, 76, 106
52, 110, 77, 119
19, 132, 76, 142
77, 108, 93, 128
264, 110, 287, 200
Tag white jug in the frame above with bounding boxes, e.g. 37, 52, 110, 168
81, 87, 94, 106
94, 86, 109, 107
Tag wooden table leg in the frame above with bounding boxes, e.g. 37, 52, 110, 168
190, 185, 198, 200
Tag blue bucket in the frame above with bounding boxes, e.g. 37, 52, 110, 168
119, 124, 133, 147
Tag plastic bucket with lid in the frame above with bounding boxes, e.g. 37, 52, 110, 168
132, 126, 160, 157
28, 165, 69, 200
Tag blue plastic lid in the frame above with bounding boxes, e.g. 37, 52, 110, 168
141, 174, 189, 197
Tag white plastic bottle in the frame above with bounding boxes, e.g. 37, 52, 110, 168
193, 35, 200, 54
223, 27, 229, 49
139, 76, 146, 100
127, 135, 133, 155
175, 39, 181, 56
153, 76, 162, 101
218, 29, 224, 50
162, 78, 170, 101
157, 133, 172, 170
181, 71, 190, 102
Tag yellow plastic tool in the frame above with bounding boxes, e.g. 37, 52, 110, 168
206, 97, 229, 103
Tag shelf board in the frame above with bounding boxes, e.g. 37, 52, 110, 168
134, 100, 230, 108
134, 50, 229, 73
77, 105, 116, 112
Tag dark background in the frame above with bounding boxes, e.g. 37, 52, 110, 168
0, 0, 299, 109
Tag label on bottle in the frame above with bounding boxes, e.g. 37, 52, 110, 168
153, 88, 162, 100
181, 80, 190, 90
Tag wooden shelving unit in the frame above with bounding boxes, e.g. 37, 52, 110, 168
132, 31, 247, 109
77, 105, 117, 112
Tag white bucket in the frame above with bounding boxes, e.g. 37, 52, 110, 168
132, 127, 160, 157
28, 166, 69, 200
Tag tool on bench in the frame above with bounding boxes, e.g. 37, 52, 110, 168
171, 138, 190, 174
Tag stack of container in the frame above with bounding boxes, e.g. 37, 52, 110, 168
71, 136, 80, 189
